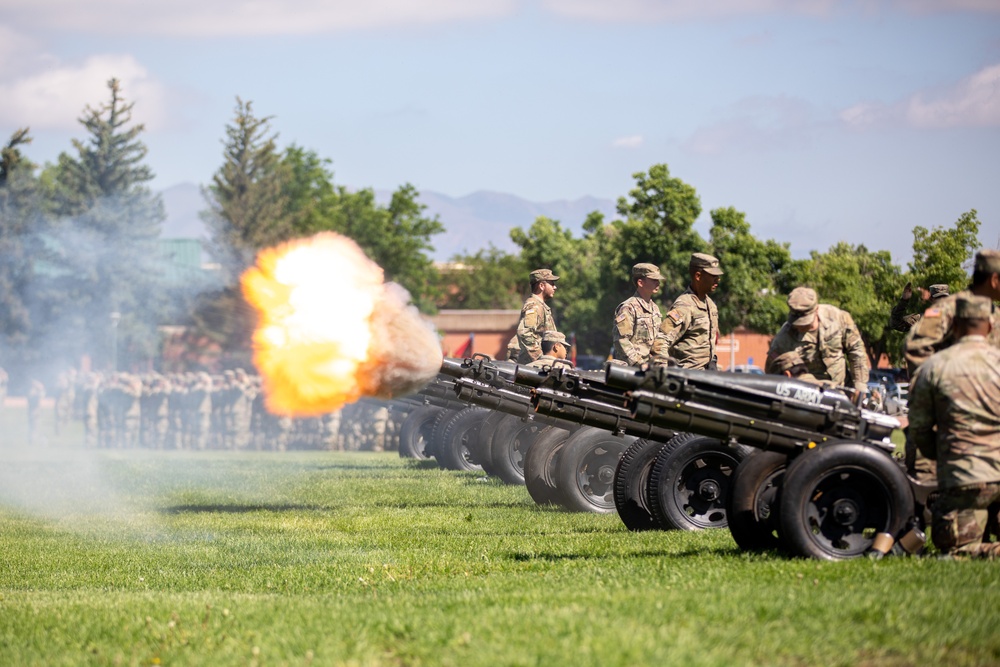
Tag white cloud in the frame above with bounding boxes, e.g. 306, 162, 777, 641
2, 0, 517, 36
542, 0, 1000, 21
0, 54, 171, 131
611, 135, 644, 149
840, 63, 1000, 130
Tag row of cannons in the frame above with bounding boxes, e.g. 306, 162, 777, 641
395, 355, 931, 562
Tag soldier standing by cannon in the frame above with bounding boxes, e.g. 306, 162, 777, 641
651, 253, 723, 370
612, 263, 664, 367
506, 268, 560, 364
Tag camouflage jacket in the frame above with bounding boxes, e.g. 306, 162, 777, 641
651, 288, 718, 370
909, 336, 1000, 489
904, 289, 1000, 375
611, 293, 663, 366
507, 294, 557, 364
765, 303, 869, 391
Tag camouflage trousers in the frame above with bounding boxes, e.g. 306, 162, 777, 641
931, 482, 1000, 558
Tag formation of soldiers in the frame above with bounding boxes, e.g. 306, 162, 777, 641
510, 249, 1000, 558
32, 369, 403, 453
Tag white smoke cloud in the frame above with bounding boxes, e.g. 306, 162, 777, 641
840, 63, 1000, 130
2, 0, 518, 37
0, 52, 172, 131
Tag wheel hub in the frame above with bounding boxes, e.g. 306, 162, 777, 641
698, 479, 721, 502
597, 465, 615, 485
832, 498, 860, 526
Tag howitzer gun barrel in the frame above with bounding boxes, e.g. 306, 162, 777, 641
605, 364, 897, 452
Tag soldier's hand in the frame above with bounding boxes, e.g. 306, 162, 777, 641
901, 282, 912, 300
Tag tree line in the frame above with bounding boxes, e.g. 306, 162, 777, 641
0, 80, 984, 388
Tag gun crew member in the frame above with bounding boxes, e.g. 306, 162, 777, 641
908, 294, 1000, 559
889, 282, 950, 333
612, 263, 664, 366
526, 331, 570, 368
905, 249, 1000, 375
765, 286, 870, 394
507, 268, 560, 364
651, 253, 722, 370
902, 249, 1000, 481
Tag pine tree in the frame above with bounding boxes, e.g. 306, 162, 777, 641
202, 98, 293, 283
45, 78, 165, 371
0, 128, 48, 348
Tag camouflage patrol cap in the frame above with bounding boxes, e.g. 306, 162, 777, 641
690, 253, 724, 276
974, 249, 1000, 275
631, 263, 664, 281
542, 331, 567, 345
955, 294, 993, 320
787, 287, 819, 326
529, 268, 560, 283
928, 284, 950, 300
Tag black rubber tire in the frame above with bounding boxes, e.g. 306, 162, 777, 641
489, 415, 546, 485
648, 433, 751, 531
727, 450, 788, 552
613, 438, 673, 531
554, 427, 633, 513
425, 407, 459, 459
397, 406, 442, 459
523, 426, 573, 506
468, 410, 507, 476
434, 407, 489, 471
779, 442, 915, 561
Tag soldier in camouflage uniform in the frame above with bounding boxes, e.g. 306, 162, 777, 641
903, 250, 1000, 480
506, 268, 559, 364
909, 295, 1000, 558
764, 286, 870, 393
612, 263, 664, 367
904, 250, 1000, 375
651, 253, 723, 370
889, 283, 949, 333
526, 331, 570, 368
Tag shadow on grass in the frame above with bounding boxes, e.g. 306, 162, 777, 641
160, 503, 327, 515
507, 545, 741, 562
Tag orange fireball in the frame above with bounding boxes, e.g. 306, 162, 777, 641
241, 233, 442, 416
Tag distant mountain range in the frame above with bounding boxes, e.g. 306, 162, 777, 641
159, 183, 618, 260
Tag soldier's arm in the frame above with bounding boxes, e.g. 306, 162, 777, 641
612, 305, 642, 366
904, 306, 950, 375
651, 304, 691, 364
764, 327, 789, 375
841, 312, 870, 392
517, 303, 543, 359
888, 298, 912, 332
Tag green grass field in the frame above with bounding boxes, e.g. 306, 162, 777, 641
1, 406, 998, 667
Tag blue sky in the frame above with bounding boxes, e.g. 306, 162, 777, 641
2, 0, 998, 263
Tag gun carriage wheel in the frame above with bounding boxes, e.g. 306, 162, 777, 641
397, 406, 444, 459
467, 410, 508, 476
778, 443, 914, 560
727, 450, 788, 552
554, 427, 635, 513
523, 426, 574, 506
487, 415, 547, 485
434, 407, 489, 471
613, 438, 674, 531
648, 433, 752, 531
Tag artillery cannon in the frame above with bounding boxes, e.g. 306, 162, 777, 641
529, 362, 920, 560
